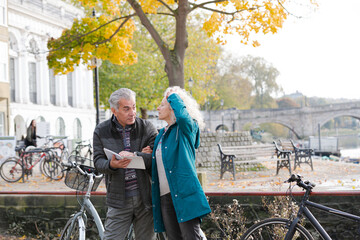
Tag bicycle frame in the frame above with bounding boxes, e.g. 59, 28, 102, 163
65, 169, 105, 240
286, 189, 360, 240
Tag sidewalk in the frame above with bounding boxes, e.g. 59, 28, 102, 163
1, 158, 360, 193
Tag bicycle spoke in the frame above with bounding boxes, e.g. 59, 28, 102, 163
0, 158, 24, 182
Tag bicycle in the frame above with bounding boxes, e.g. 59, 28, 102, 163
38, 135, 69, 163
71, 140, 93, 166
60, 159, 167, 240
240, 174, 360, 240
0, 147, 64, 182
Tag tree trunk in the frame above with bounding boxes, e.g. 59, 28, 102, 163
128, 0, 189, 88
165, 50, 185, 88
140, 108, 148, 119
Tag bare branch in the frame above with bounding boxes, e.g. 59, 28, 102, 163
189, 1, 258, 16
277, 0, 302, 18
157, 0, 176, 14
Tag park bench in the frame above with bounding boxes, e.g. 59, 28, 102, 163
217, 142, 292, 180
277, 139, 314, 171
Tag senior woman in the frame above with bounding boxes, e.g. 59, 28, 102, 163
151, 86, 211, 240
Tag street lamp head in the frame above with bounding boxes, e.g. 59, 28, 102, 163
220, 99, 224, 107
188, 77, 194, 88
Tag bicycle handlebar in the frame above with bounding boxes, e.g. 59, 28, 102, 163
62, 161, 103, 179
285, 174, 316, 191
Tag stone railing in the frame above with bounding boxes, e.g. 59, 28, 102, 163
196, 131, 252, 171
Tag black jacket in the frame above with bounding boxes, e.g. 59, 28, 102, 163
93, 116, 158, 210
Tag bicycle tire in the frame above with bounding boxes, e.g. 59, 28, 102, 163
41, 158, 64, 180
0, 158, 24, 182
60, 215, 86, 240
240, 218, 314, 240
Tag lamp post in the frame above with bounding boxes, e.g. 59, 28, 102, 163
92, 9, 102, 126
94, 59, 100, 126
188, 77, 194, 95
220, 99, 224, 131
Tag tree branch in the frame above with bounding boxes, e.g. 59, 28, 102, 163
189, 0, 258, 16
48, 14, 135, 52
157, 0, 176, 14
95, 16, 132, 45
127, 0, 171, 61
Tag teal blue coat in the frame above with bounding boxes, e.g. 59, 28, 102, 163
151, 93, 211, 233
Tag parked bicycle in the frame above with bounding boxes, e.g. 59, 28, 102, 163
0, 146, 64, 182
240, 174, 360, 240
38, 135, 69, 163
59, 159, 167, 240
71, 140, 93, 166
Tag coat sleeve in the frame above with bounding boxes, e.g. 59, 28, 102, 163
167, 93, 197, 136
138, 120, 158, 175
93, 127, 118, 174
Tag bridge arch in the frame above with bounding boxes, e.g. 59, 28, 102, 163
203, 101, 360, 138
239, 119, 301, 139
317, 113, 360, 133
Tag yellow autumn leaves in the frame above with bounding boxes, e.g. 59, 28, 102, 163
202, 0, 287, 47
47, 0, 314, 76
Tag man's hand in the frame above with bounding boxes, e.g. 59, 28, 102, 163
109, 151, 134, 169
141, 146, 152, 154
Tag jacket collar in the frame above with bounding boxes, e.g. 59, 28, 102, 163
110, 115, 136, 132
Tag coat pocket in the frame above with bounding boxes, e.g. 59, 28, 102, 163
175, 172, 198, 198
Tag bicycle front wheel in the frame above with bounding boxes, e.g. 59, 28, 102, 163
41, 159, 64, 180
0, 158, 24, 182
241, 218, 314, 240
60, 216, 86, 240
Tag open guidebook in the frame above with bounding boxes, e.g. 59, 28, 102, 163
103, 148, 145, 169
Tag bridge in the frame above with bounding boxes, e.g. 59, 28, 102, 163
203, 101, 360, 138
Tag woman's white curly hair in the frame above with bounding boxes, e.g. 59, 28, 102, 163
164, 86, 205, 130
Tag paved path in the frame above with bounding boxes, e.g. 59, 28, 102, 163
1, 157, 360, 193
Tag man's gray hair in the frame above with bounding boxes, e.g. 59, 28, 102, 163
109, 88, 136, 110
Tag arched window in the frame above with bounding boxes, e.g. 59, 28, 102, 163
36, 116, 45, 122
9, 33, 18, 102
28, 38, 39, 55
14, 115, 26, 140
56, 117, 65, 136
73, 118, 82, 140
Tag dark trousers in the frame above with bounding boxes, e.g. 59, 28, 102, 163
160, 193, 201, 240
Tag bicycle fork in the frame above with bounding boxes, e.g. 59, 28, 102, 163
67, 212, 86, 240
284, 216, 301, 240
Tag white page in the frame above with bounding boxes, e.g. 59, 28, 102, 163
103, 148, 145, 169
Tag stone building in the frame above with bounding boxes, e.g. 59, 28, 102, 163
1, 0, 95, 141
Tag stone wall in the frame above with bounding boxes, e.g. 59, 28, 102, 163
1, 194, 360, 239
196, 131, 253, 171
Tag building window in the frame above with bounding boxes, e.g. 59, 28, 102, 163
0, 112, 4, 136
29, 62, 37, 103
67, 72, 73, 107
49, 69, 56, 105
0, 0, 6, 26
0, 63, 5, 82
56, 117, 65, 136
9, 58, 15, 102
73, 118, 82, 139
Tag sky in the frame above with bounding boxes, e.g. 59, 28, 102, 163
223, 0, 360, 100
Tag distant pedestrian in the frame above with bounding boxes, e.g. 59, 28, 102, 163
25, 119, 37, 147
152, 86, 211, 239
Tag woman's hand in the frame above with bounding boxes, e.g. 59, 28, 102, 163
166, 89, 176, 99
141, 146, 152, 154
